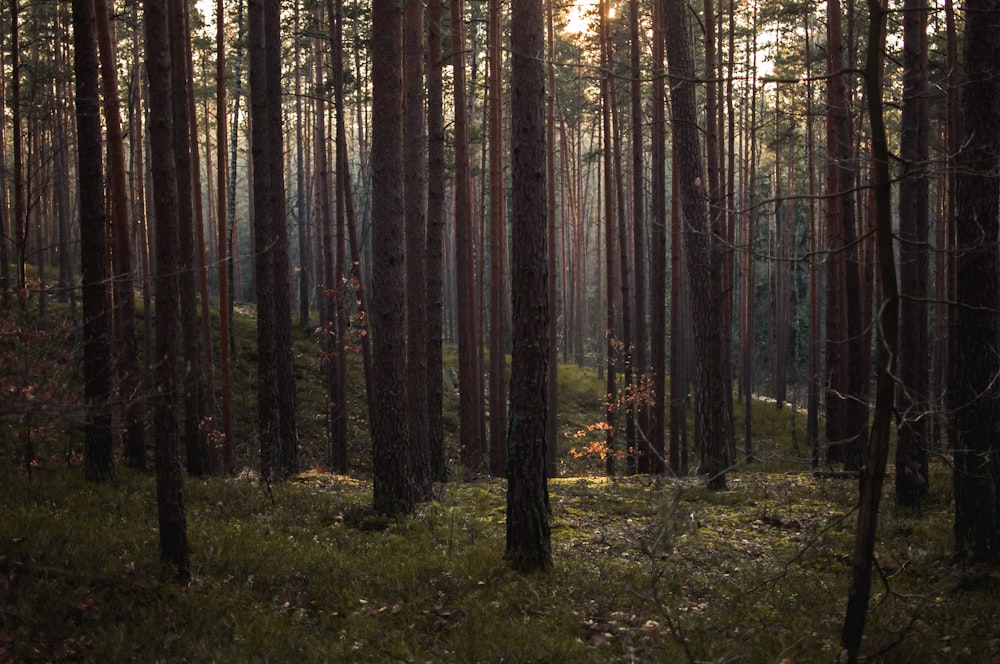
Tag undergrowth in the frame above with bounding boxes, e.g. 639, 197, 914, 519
2, 463, 998, 662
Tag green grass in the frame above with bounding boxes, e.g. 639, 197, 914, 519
2, 463, 996, 662
3, 298, 998, 662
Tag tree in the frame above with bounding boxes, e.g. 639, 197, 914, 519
648, 0, 667, 474
216, 0, 234, 473
405, 0, 432, 500
95, 0, 144, 470
249, 0, 298, 479
894, 0, 930, 508
73, 0, 113, 482
951, 0, 1000, 563
371, 0, 412, 515
451, 0, 485, 474
426, 0, 447, 481
841, 0, 898, 654
664, 0, 734, 489
487, 0, 508, 478
145, 0, 190, 578
506, 0, 551, 571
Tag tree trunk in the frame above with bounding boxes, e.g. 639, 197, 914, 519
895, 0, 930, 509
216, 0, 234, 473
664, 0, 734, 489
95, 0, 144, 471
405, 0, 431, 499
451, 0, 484, 475
841, 2, 897, 656
371, 0, 412, 515
426, 0, 447, 481
647, 0, 666, 474
951, 0, 1000, 564
169, 0, 205, 477
488, 0, 508, 478
145, 0, 190, 578
249, 0, 298, 479
506, 0, 551, 571
600, 0, 618, 477
74, 0, 114, 482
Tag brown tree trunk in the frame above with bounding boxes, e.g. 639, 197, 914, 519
0, 63, 10, 308
544, 0, 558, 480
169, 0, 205, 476
249, 0, 298, 479
649, 0, 666, 474
488, 0, 508, 478
452, 0, 484, 474
216, 0, 234, 473
506, 0, 551, 570
426, 0, 447, 481
74, 0, 113, 481
664, 0, 734, 489
600, 0, 618, 477
10, 0, 27, 307
371, 0, 412, 514
95, 0, 144, 470
405, 0, 431, 499
895, 0, 930, 508
145, 0, 190, 578
842, 2, 897, 656
630, 0, 650, 474
951, 0, 1000, 564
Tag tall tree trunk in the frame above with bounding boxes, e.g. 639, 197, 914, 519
544, 0, 558, 479
951, 0, 1000, 564
249, 0, 298, 479
405, 0, 431, 499
95, 0, 144, 470
145, 0, 189, 578
216, 0, 234, 473
600, 0, 619, 476
169, 0, 205, 476
426, 0, 448, 481
10, 0, 27, 307
0, 64, 10, 309
371, 0, 412, 514
506, 0, 551, 571
452, 0, 484, 474
488, 0, 508, 478
895, 0, 930, 508
842, 1, 897, 656
649, 0, 666, 474
665, 0, 734, 489
74, 0, 113, 481
805, 10, 821, 468
630, 0, 650, 474
294, 0, 310, 331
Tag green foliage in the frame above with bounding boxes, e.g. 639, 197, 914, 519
2, 464, 997, 662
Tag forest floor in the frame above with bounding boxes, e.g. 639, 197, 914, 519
2, 302, 999, 662
2, 460, 998, 663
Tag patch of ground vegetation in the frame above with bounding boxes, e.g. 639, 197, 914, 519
2, 461, 998, 662
3, 301, 999, 662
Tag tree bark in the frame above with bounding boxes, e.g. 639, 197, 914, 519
664, 0, 734, 489
842, 2, 897, 656
371, 0, 412, 515
74, 0, 114, 482
426, 0, 447, 481
145, 0, 190, 578
895, 0, 930, 508
506, 0, 551, 571
951, 0, 1000, 564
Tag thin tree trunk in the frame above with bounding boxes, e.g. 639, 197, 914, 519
405, 0, 431, 499
600, 0, 618, 477
145, 0, 190, 578
488, 0, 508, 477
95, 0, 144, 470
216, 0, 234, 473
427, 0, 448, 481
452, 0, 484, 474
74, 0, 113, 481
842, 1, 897, 654
649, 0, 666, 474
